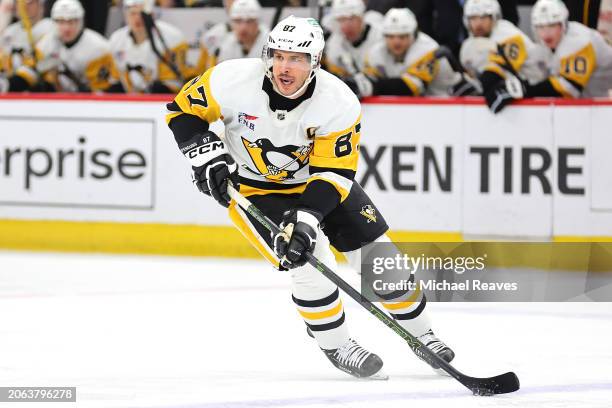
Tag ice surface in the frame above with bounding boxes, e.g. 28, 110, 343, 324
0, 250, 610, 408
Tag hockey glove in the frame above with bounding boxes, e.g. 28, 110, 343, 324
179, 131, 239, 208
273, 209, 321, 269
450, 75, 481, 96
483, 82, 516, 114
344, 73, 374, 98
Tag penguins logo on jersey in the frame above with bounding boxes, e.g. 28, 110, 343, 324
360, 205, 377, 223
241, 137, 312, 181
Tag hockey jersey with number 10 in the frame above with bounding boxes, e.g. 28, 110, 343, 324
166, 58, 362, 202
543, 21, 612, 98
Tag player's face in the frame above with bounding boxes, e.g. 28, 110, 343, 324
271, 50, 311, 97
468, 15, 494, 37
337, 15, 363, 43
231, 18, 259, 45
25, 0, 42, 21
125, 6, 145, 33
385, 34, 413, 59
535, 23, 564, 49
55, 19, 81, 43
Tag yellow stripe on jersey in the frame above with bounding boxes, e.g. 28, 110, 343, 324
298, 300, 343, 320
85, 53, 119, 91
559, 43, 597, 89
363, 56, 382, 78
400, 74, 422, 95
309, 115, 361, 172
323, 57, 350, 77
158, 41, 189, 82
306, 174, 351, 202
489, 35, 528, 74
170, 67, 222, 125
228, 200, 280, 267
238, 183, 307, 198
406, 50, 439, 85
549, 76, 575, 98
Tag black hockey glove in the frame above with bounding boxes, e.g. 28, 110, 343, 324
343, 73, 374, 98
179, 131, 239, 208
450, 76, 481, 96
273, 209, 321, 270
483, 82, 514, 114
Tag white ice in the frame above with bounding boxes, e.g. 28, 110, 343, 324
0, 250, 611, 408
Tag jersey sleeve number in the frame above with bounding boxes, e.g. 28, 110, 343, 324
334, 132, 352, 157
186, 84, 209, 108
563, 56, 588, 75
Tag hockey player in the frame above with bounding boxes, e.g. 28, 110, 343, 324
166, 15, 454, 379
460, 0, 548, 113
192, 0, 234, 74
526, 0, 612, 98
215, 0, 268, 64
324, 0, 382, 78
0, 0, 53, 75
351, 8, 476, 97
110, 0, 189, 93
0, 0, 121, 93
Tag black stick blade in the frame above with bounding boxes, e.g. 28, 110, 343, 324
463, 372, 520, 396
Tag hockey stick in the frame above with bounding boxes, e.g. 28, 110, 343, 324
140, 2, 184, 82
227, 184, 520, 396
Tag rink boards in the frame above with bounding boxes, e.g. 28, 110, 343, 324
0, 94, 611, 256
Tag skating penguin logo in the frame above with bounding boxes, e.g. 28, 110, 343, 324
360, 205, 377, 223
241, 137, 312, 181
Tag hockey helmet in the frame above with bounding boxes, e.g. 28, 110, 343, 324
331, 0, 365, 19
463, 0, 501, 29
263, 15, 325, 98
382, 8, 418, 36
531, 0, 569, 29
230, 0, 262, 20
51, 0, 84, 20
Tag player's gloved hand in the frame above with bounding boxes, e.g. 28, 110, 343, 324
273, 209, 321, 269
450, 75, 481, 96
179, 131, 239, 208
344, 73, 374, 98
483, 82, 514, 114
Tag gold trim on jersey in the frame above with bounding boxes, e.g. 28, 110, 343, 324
239, 183, 307, 198
400, 74, 422, 95
323, 57, 350, 77
406, 50, 439, 85
550, 76, 575, 98
559, 43, 597, 89
228, 200, 280, 267
489, 35, 528, 74
85, 53, 120, 91
307, 174, 351, 203
158, 41, 189, 82
309, 114, 362, 172
171, 67, 222, 125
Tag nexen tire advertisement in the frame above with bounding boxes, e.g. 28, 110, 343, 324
0, 97, 610, 239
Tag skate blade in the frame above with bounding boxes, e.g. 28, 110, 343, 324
363, 370, 389, 381
433, 367, 451, 377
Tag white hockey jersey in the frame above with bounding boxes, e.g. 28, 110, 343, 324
194, 22, 231, 73
167, 58, 361, 200
16, 28, 119, 92
460, 19, 548, 84
542, 21, 612, 98
325, 23, 382, 76
0, 18, 53, 74
364, 32, 459, 96
216, 24, 269, 64
110, 20, 189, 93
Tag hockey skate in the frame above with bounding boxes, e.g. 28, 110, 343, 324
322, 338, 388, 380
413, 329, 455, 373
